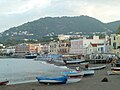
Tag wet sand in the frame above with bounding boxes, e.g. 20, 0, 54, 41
0, 64, 120, 90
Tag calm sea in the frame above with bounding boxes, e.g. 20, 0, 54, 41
0, 58, 70, 85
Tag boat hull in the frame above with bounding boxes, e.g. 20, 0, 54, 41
36, 76, 67, 85
25, 53, 37, 59
25, 56, 37, 59
63, 59, 85, 65
82, 70, 94, 76
0, 81, 9, 85
88, 65, 106, 70
62, 71, 84, 83
111, 67, 120, 71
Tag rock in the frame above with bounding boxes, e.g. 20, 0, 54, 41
101, 77, 108, 82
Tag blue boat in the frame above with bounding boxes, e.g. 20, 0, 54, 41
36, 76, 68, 85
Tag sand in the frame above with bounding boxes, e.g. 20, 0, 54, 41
0, 64, 120, 90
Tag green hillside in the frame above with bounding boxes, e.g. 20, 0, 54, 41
0, 15, 120, 42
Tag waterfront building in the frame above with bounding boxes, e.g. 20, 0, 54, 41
2, 46, 16, 54
49, 41, 59, 54
40, 44, 49, 54
69, 35, 110, 55
110, 34, 120, 56
57, 40, 71, 54
15, 43, 29, 57
15, 43, 42, 57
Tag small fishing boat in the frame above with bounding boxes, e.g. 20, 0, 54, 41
111, 67, 120, 71
63, 59, 85, 65
82, 69, 94, 76
88, 65, 106, 70
107, 71, 120, 75
25, 53, 37, 59
107, 67, 120, 75
0, 80, 9, 85
36, 76, 67, 85
62, 71, 84, 83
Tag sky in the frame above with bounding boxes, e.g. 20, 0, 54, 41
0, 0, 120, 32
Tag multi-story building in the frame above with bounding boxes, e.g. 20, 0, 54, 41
15, 43, 29, 57
40, 44, 49, 54
15, 43, 41, 57
69, 35, 110, 55
57, 40, 71, 54
110, 34, 120, 56
69, 39, 85, 55
2, 46, 16, 54
49, 41, 59, 54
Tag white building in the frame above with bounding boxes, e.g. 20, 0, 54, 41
2, 46, 16, 54
69, 35, 110, 55
58, 34, 70, 40
69, 39, 85, 55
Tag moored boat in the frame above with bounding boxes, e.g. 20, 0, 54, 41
25, 53, 37, 59
62, 71, 84, 83
0, 80, 9, 85
111, 67, 120, 71
36, 76, 68, 85
107, 71, 120, 75
63, 59, 85, 65
82, 69, 94, 76
88, 65, 106, 70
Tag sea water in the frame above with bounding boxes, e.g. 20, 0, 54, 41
0, 58, 70, 85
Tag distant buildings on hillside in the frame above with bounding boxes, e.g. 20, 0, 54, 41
0, 34, 120, 58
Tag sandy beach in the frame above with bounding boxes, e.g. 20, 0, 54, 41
0, 63, 120, 90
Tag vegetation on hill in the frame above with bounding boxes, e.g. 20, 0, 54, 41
0, 15, 120, 44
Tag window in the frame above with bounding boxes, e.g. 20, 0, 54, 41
113, 42, 116, 49
101, 47, 103, 52
114, 36, 116, 40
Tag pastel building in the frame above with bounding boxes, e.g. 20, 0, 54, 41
69, 39, 85, 55
69, 35, 110, 55
57, 40, 71, 54
15, 43, 41, 57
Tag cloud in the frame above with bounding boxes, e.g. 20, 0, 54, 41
0, 0, 51, 15
0, 0, 120, 32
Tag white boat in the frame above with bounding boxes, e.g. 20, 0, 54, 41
111, 67, 120, 71
107, 67, 120, 75
88, 65, 106, 70
82, 70, 94, 76
63, 59, 85, 65
25, 53, 37, 59
62, 71, 84, 83
107, 71, 120, 75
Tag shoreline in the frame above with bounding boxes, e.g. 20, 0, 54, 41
1, 64, 120, 90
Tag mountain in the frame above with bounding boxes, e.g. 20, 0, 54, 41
106, 20, 120, 33
0, 15, 120, 42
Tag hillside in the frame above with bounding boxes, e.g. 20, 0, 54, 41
106, 20, 120, 33
0, 15, 120, 42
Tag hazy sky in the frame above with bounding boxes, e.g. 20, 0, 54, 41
0, 0, 120, 32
